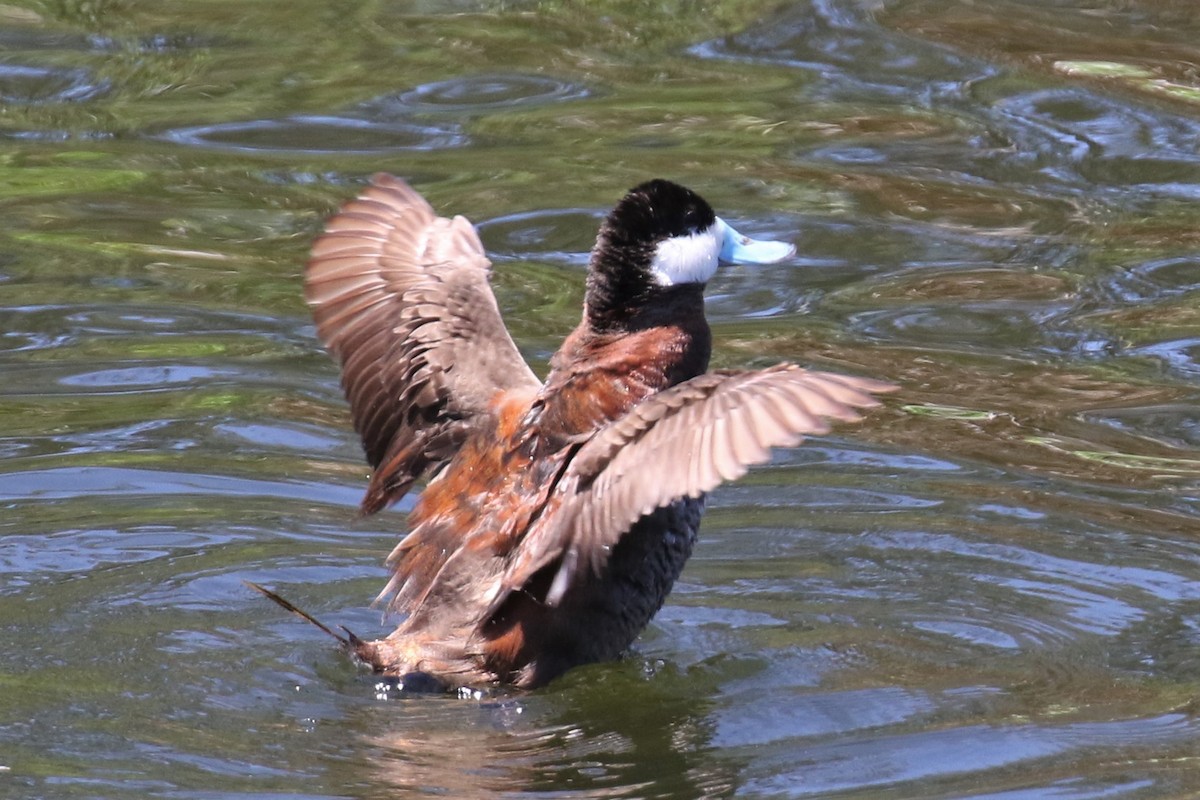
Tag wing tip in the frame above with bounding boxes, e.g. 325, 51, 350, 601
496, 364, 897, 597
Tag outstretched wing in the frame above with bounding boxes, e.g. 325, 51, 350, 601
305, 174, 541, 514
499, 365, 897, 606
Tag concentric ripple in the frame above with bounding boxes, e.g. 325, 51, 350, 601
475, 208, 601, 266
158, 74, 588, 155
157, 115, 466, 155
385, 73, 590, 112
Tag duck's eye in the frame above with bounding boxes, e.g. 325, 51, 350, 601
682, 206, 704, 233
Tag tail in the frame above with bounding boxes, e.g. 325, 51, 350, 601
244, 581, 368, 652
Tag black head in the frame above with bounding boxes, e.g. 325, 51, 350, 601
584, 179, 720, 331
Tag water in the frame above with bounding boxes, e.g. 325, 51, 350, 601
2, 0, 1199, 797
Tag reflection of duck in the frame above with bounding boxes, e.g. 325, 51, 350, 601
352, 669, 731, 798
260, 174, 895, 690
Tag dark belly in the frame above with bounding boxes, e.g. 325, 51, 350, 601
516, 496, 704, 685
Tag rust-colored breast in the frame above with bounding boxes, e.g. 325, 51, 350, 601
537, 318, 711, 444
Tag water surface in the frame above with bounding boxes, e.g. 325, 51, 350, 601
2, 0, 1199, 797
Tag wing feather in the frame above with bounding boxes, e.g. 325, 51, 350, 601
306, 173, 541, 514
502, 365, 896, 605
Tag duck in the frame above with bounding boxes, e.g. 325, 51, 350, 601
254, 174, 896, 691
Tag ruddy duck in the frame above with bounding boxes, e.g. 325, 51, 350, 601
255, 174, 895, 690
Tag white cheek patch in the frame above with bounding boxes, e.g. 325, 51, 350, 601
648, 226, 721, 287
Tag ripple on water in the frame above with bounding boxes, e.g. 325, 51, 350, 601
156, 115, 467, 155
0, 527, 238, 581
714, 686, 934, 747
0, 330, 73, 354
739, 714, 1199, 797
0, 466, 360, 507
689, 1, 987, 100
214, 421, 346, 453
992, 87, 1200, 200
845, 303, 1081, 356
0, 63, 109, 104
476, 208, 601, 267
716, 482, 941, 513
783, 444, 963, 473
139, 562, 382, 612
911, 616, 1023, 650
863, 530, 1200, 642
1085, 404, 1200, 449
158, 74, 588, 156
59, 364, 238, 389
1127, 337, 1200, 380
1098, 255, 1200, 304
378, 73, 591, 112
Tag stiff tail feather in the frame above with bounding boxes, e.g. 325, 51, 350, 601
244, 581, 367, 652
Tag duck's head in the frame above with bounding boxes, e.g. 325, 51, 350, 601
585, 179, 795, 331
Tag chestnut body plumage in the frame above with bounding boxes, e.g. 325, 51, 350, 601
286, 175, 895, 689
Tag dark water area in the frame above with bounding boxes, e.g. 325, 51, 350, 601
2, 0, 1199, 797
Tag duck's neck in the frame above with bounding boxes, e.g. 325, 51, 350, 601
536, 284, 711, 442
